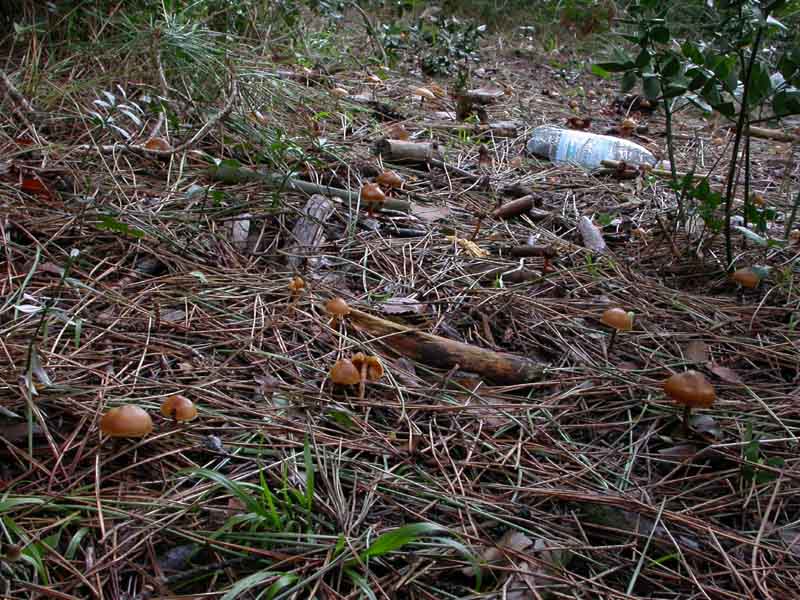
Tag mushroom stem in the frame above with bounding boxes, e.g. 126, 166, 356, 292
607, 329, 618, 353
469, 216, 483, 242
358, 362, 367, 400
682, 404, 692, 436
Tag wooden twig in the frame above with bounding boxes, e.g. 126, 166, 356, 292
286, 195, 335, 269
347, 308, 544, 385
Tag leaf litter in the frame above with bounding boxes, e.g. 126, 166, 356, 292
0, 6, 799, 600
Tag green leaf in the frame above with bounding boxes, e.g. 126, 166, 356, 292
643, 75, 661, 100
662, 84, 687, 99
773, 90, 800, 117
681, 41, 703, 64
591, 64, 611, 79
595, 61, 634, 73
65, 527, 90, 560
0, 497, 45, 512
265, 573, 299, 600
687, 67, 709, 91
635, 49, 651, 68
747, 61, 772, 106
346, 569, 378, 600
621, 71, 638, 93
661, 56, 681, 78
97, 216, 145, 239
360, 523, 448, 561
303, 435, 314, 511
649, 25, 670, 44
222, 569, 276, 600
183, 468, 265, 517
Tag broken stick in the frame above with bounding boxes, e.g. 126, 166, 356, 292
347, 308, 544, 385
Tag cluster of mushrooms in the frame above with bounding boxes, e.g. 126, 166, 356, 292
601, 307, 717, 435
360, 169, 404, 216
99, 395, 197, 439
330, 352, 385, 399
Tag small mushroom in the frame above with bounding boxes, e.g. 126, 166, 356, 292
412, 86, 435, 107
620, 118, 637, 137
376, 170, 403, 191
331, 87, 349, 98
360, 182, 385, 216
330, 359, 361, 387
732, 267, 761, 289
663, 370, 716, 435
600, 308, 634, 353
386, 123, 410, 140
160, 395, 198, 422
351, 352, 384, 399
100, 405, 153, 438
288, 276, 305, 302
325, 297, 351, 321
143, 137, 171, 152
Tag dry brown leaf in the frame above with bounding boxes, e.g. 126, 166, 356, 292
445, 235, 489, 257
685, 340, 709, 364
707, 363, 743, 384
380, 296, 424, 315
412, 203, 450, 223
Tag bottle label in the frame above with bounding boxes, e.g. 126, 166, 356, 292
554, 130, 614, 169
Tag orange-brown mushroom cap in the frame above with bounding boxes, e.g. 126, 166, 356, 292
160, 395, 198, 422
351, 353, 384, 381
330, 359, 361, 386
663, 371, 716, 409
732, 268, 760, 289
288, 276, 306, 293
376, 170, 403, 189
601, 308, 634, 331
100, 405, 154, 438
360, 183, 385, 206
325, 297, 351, 317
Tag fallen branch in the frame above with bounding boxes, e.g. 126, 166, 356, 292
286, 195, 335, 269
744, 125, 799, 144
209, 164, 411, 212
348, 308, 544, 385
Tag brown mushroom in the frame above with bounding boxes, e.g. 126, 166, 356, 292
331, 86, 349, 98
288, 276, 306, 298
732, 267, 761, 289
620, 118, 637, 137
360, 183, 385, 216
601, 308, 634, 353
325, 297, 351, 320
100, 405, 153, 438
663, 370, 716, 434
386, 123, 410, 140
351, 352, 385, 399
330, 359, 361, 386
376, 170, 403, 191
413, 86, 435, 106
160, 394, 198, 422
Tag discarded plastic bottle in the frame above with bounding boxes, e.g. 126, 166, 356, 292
527, 125, 656, 170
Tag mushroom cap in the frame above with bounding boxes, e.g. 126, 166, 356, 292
144, 137, 171, 151
100, 405, 153, 438
331, 87, 349, 98
366, 74, 382, 84
288, 276, 306, 293
325, 297, 351, 317
330, 359, 361, 386
413, 87, 435, 100
376, 170, 403, 189
351, 353, 384, 381
386, 123, 410, 140
360, 182, 385, 205
663, 371, 716, 409
601, 308, 634, 331
160, 394, 198, 422
621, 118, 637, 130
732, 268, 760, 289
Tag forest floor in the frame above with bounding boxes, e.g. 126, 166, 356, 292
1, 7, 800, 600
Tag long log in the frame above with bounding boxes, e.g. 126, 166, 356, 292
348, 308, 544, 385
208, 164, 410, 212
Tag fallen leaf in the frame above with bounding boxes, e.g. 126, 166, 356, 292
445, 235, 489, 257
685, 340, 709, 364
690, 414, 722, 439
380, 296, 424, 315
658, 444, 699, 459
707, 363, 743, 384
20, 177, 52, 199
412, 203, 450, 223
